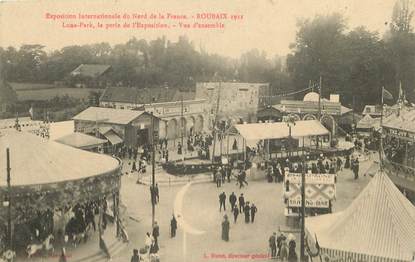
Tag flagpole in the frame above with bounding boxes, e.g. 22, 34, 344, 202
379, 86, 384, 172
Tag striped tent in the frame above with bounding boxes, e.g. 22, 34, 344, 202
306, 172, 415, 262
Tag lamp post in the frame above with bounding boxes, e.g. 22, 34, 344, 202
300, 137, 306, 261
5, 148, 12, 250
151, 111, 156, 229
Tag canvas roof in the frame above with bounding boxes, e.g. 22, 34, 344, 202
306, 172, 415, 261
356, 114, 380, 129
73, 106, 149, 125
55, 132, 106, 149
227, 120, 329, 141
383, 106, 415, 133
0, 131, 119, 187
70, 64, 111, 78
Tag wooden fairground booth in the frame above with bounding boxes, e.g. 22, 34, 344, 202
382, 106, 415, 203
0, 131, 122, 257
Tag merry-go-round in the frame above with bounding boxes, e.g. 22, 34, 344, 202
0, 131, 123, 260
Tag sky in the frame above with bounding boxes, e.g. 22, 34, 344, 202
0, 0, 402, 58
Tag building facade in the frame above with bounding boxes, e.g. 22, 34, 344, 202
73, 107, 159, 147
99, 86, 209, 139
195, 82, 270, 124
272, 92, 353, 136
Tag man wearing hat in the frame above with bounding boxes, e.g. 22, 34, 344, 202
269, 232, 277, 259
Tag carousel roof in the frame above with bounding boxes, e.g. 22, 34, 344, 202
0, 131, 120, 187
306, 172, 415, 261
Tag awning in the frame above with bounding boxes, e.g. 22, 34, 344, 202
103, 130, 123, 145
227, 120, 329, 141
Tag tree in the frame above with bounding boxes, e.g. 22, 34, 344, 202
287, 13, 347, 99
385, 0, 415, 102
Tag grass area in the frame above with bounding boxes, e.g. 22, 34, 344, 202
16, 87, 102, 101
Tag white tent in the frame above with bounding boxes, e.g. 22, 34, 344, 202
227, 120, 329, 141
356, 114, 380, 130
306, 172, 415, 262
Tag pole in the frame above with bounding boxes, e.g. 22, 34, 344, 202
318, 76, 322, 120
6, 148, 12, 250
181, 96, 185, 171
379, 87, 384, 172
300, 136, 306, 261
151, 112, 156, 228
352, 95, 355, 135
212, 80, 222, 164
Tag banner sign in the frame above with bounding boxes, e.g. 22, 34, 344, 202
384, 127, 415, 141
285, 173, 335, 184
285, 173, 336, 208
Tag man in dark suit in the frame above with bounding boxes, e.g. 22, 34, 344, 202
229, 192, 237, 211
238, 194, 245, 213
219, 192, 227, 211
244, 202, 250, 223
250, 203, 257, 223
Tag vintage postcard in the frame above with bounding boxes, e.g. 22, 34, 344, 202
1, 0, 415, 261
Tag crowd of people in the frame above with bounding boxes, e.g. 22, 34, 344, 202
218, 190, 258, 243
268, 231, 298, 261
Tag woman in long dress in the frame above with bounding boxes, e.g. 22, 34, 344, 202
221, 215, 230, 241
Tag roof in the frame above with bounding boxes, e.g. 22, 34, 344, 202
383, 106, 415, 133
227, 120, 329, 141
70, 64, 111, 78
306, 172, 415, 261
0, 81, 17, 104
100, 86, 182, 104
0, 131, 119, 186
256, 106, 283, 118
273, 98, 352, 116
55, 132, 107, 149
356, 114, 380, 129
72, 107, 149, 125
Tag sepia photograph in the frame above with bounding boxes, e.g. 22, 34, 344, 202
1, 0, 415, 261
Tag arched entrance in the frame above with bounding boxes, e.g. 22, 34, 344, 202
167, 119, 177, 139
159, 120, 167, 139
187, 116, 195, 136
303, 114, 317, 120
195, 115, 204, 133
320, 114, 336, 136
179, 117, 187, 137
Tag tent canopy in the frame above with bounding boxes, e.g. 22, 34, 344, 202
306, 172, 415, 261
356, 114, 380, 130
227, 120, 329, 141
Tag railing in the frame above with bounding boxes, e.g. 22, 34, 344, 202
383, 159, 415, 181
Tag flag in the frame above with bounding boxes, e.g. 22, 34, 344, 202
398, 82, 404, 101
28, 106, 34, 120
382, 87, 393, 102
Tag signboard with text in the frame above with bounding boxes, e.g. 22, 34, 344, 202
284, 173, 336, 208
